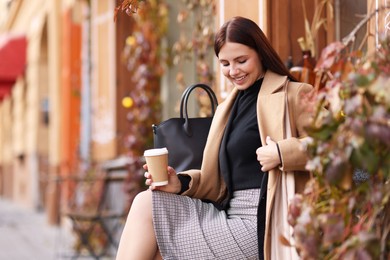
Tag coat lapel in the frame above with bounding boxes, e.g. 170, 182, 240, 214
257, 70, 288, 143
199, 88, 238, 200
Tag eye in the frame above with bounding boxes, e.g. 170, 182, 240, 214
220, 61, 229, 67
238, 59, 247, 64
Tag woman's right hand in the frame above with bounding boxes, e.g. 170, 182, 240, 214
143, 164, 182, 194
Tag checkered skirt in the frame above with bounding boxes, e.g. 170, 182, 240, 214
152, 189, 260, 260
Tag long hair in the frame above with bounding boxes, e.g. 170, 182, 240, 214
214, 16, 296, 81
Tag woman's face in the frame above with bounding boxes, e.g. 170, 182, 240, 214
218, 42, 264, 90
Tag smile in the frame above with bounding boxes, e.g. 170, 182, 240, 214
233, 75, 247, 82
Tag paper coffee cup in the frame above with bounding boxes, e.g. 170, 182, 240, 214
144, 148, 169, 186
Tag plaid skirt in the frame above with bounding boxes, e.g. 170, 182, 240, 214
152, 189, 260, 260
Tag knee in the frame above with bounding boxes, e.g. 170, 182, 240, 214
130, 189, 153, 215
133, 189, 152, 204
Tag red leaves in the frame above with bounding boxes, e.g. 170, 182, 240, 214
114, 0, 141, 22
315, 41, 345, 72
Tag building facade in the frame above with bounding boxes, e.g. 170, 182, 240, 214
0, 0, 387, 225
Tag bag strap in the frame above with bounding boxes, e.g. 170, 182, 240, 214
180, 84, 218, 118
179, 83, 218, 136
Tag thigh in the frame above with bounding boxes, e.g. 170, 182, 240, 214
152, 190, 259, 260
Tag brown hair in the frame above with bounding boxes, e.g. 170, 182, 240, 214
214, 16, 296, 81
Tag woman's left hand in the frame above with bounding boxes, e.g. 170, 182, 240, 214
256, 136, 281, 172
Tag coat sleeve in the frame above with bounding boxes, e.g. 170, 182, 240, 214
177, 169, 201, 194
278, 82, 314, 172
177, 165, 227, 203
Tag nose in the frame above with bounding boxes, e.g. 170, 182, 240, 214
229, 65, 239, 77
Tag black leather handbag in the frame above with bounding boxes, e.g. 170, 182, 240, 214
152, 84, 218, 172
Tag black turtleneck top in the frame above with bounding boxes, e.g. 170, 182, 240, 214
178, 79, 266, 196
220, 78, 264, 192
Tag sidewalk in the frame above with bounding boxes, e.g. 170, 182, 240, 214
0, 198, 84, 260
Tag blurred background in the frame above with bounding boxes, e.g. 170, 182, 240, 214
0, 0, 387, 259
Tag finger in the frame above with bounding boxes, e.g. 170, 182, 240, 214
256, 147, 263, 158
260, 161, 264, 170
143, 164, 148, 170
266, 136, 275, 145
167, 166, 176, 175
145, 179, 152, 186
144, 171, 151, 178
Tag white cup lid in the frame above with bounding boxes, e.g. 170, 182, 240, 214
144, 147, 168, 156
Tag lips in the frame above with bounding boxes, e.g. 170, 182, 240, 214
232, 75, 247, 84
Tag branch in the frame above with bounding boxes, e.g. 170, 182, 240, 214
341, 8, 379, 46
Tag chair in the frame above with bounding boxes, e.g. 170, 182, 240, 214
62, 166, 128, 259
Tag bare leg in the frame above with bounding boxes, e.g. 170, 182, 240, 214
116, 190, 160, 260
154, 249, 163, 260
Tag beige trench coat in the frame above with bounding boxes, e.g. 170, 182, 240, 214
179, 70, 313, 259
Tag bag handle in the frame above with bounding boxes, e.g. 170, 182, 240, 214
179, 84, 218, 118
180, 83, 218, 136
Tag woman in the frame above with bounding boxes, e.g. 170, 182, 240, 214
116, 16, 313, 260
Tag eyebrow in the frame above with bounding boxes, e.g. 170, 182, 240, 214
219, 55, 249, 62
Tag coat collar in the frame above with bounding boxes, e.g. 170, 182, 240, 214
259, 70, 288, 95
256, 70, 287, 143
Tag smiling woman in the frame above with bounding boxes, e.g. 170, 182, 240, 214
218, 42, 264, 90
116, 16, 315, 260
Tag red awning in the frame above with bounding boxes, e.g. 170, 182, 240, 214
0, 33, 27, 100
